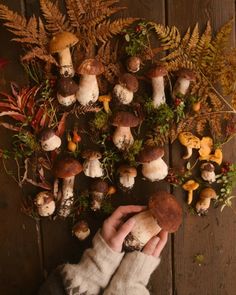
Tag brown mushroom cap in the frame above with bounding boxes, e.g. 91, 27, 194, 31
147, 65, 168, 78
82, 150, 102, 160
49, 31, 78, 53
53, 158, 82, 178
200, 187, 217, 199
72, 220, 89, 234
118, 165, 137, 177
200, 163, 215, 172
39, 128, 56, 141
90, 179, 109, 193
148, 191, 182, 233
77, 59, 104, 75
112, 111, 140, 127
177, 69, 196, 81
35, 191, 55, 204
118, 73, 139, 92
137, 146, 164, 163
57, 77, 79, 96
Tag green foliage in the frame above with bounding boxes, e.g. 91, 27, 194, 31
123, 139, 143, 166
13, 131, 40, 157
100, 199, 114, 215
93, 111, 110, 130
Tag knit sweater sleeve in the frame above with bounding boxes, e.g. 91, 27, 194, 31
103, 251, 161, 295
60, 231, 124, 295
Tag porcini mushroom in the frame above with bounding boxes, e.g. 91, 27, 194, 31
34, 191, 55, 217
76, 59, 104, 106
196, 187, 217, 214
39, 128, 61, 151
200, 163, 216, 183
124, 191, 182, 250
178, 132, 201, 159
126, 56, 141, 73
172, 69, 196, 98
90, 179, 109, 211
182, 179, 199, 204
118, 165, 137, 190
72, 220, 90, 240
146, 65, 168, 108
57, 77, 79, 106
53, 158, 83, 217
82, 150, 104, 178
113, 73, 139, 104
112, 111, 140, 150
137, 146, 168, 182
49, 31, 78, 77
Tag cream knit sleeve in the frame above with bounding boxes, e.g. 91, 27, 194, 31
103, 251, 161, 295
61, 231, 124, 295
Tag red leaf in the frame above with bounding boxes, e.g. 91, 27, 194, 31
0, 111, 26, 122
56, 112, 68, 137
0, 101, 19, 111
0, 122, 21, 131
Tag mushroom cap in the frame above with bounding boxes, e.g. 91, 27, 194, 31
57, 77, 79, 96
72, 220, 90, 240
148, 191, 182, 233
35, 191, 55, 205
200, 187, 217, 199
137, 146, 164, 163
82, 150, 102, 160
53, 157, 82, 178
177, 69, 196, 81
182, 179, 199, 191
178, 132, 201, 148
118, 165, 137, 177
77, 59, 104, 75
112, 111, 140, 127
49, 31, 78, 53
90, 179, 109, 193
147, 65, 168, 78
39, 128, 56, 141
200, 163, 215, 172
118, 73, 139, 92
126, 56, 141, 73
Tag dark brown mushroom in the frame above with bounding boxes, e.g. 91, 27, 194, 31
57, 77, 79, 106
39, 128, 61, 151
90, 179, 109, 211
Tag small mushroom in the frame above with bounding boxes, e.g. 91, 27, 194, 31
126, 56, 141, 73
137, 146, 168, 182
112, 111, 140, 150
178, 132, 201, 159
200, 163, 216, 183
49, 31, 78, 77
172, 69, 196, 98
196, 187, 217, 214
72, 220, 90, 240
76, 59, 104, 106
124, 191, 182, 250
182, 179, 199, 204
199, 137, 213, 158
57, 77, 79, 106
113, 73, 139, 104
90, 179, 109, 211
39, 128, 61, 151
146, 65, 168, 108
98, 94, 112, 113
35, 191, 56, 217
118, 165, 137, 190
82, 150, 104, 178
53, 158, 83, 217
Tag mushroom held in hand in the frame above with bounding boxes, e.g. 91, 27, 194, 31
172, 69, 196, 98
124, 191, 182, 250
200, 163, 216, 183
39, 128, 61, 151
57, 77, 79, 106
118, 165, 137, 190
82, 150, 104, 178
35, 191, 56, 217
147, 65, 168, 108
53, 158, 83, 217
90, 179, 109, 211
182, 179, 199, 204
137, 146, 168, 182
49, 31, 78, 77
72, 220, 90, 240
126, 56, 141, 73
113, 73, 139, 104
196, 187, 217, 214
76, 59, 104, 106
178, 132, 201, 159
112, 111, 140, 150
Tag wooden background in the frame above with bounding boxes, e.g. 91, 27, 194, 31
0, 0, 236, 294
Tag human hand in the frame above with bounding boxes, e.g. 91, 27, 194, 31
101, 205, 146, 253
142, 230, 168, 258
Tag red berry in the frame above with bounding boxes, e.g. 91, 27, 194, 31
135, 26, 142, 32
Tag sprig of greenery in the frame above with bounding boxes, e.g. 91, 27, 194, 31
92, 110, 110, 130
123, 139, 143, 166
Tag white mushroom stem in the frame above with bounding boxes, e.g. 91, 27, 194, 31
83, 159, 104, 178
41, 135, 61, 151
201, 171, 216, 183
91, 192, 104, 211
113, 127, 134, 150
58, 176, 75, 217
120, 174, 135, 188
151, 76, 166, 108
183, 146, 193, 159
76, 75, 99, 105
142, 158, 168, 182
113, 84, 133, 104
53, 178, 59, 199
57, 93, 76, 106
173, 77, 190, 96
58, 47, 75, 77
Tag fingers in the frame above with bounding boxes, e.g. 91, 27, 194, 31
153, 231, 168, 258
115, 217, 136, 242
142, 236, 160, 255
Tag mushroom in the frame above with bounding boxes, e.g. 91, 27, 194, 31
146, 65, 168, 108
34, 191, 56, 217
196, 187, 217, 214
49, 31, 78, 77
76, 59, 104, 106
182, 179, 199, 204
126, 56, 141, 73
53, 158, 83, 217
137, 146, 168, 182
82, 150, 104, 178
57, 77, 79, 106
113, 73, 139, 104
200, 163, 216, 183
98, 94, 112, 113
124, 191, 182, 250
90, 179, 109, 211
72, 220, 90, 240
200, 148, 223, 165
199, 137, 213, 158
118, 165, 137, 190
172, 69, 196, 98
178, 132, 201, 159
39, 128, 61, 151
112, 111, 140, 150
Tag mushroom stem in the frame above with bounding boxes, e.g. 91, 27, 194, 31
53, 178, 59, 199
120, 174, 135, 188
196, 198, 211, 213
183, 146, 193, 159
142, 158, 168, 182
113, 84, 134, 104
173, 77, 190, 96
58, 47, 74, 77
57, 93, 76, 106
151, 76, 166, 108
91, 192, 104, 211
59, 176, 75, 217
83, 159, 104, 178
112, 126, 133, 150
187, 190, 193, 205
76, 75, 99, 105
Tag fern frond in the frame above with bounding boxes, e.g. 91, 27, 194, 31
187, 23, 199, 52
65, 0, 84, 29
152, 23, 181, 50
21, 47, 57, 65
